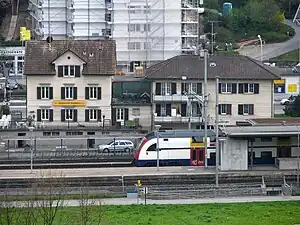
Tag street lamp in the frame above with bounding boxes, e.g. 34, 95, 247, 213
215, 76, 220, 187
155, 124, 161, 171
28, 126, 34, 173
257, 35, 263, 62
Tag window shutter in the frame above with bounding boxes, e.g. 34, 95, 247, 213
73, 87, 77, 99
73, 109, 78, 122
218, 83, 222, 93
166, 104, 171, 116
85, 87, 89, 99
218, 105, 221, 115
112, 108, 116, 125
238, 84, 244, 94
155, 104, 161, 116
244, 83, 248, 93
238, 104, 243, 115
227, 104, 232, 115
49, 87, 53, 99
61, 109, 65, 122
124, 108, 129, 120
196, 104, 201, 115
97, 87, 102, 100
61, 87, 65, 99
254, 84, 259, 94
85, 109, 89, 122
37, 87, 41, 99
49, 109, 53, 122
249, 104, 254, 115
58, 66, 63, 77
197, 83, 202, 95
181, 103, 187, 116
97, 109, 102, 122
171, 83, 176, 94
155, 83, 161, 95
75, 66, 81, 77
231, 83, 237, 94
37, 109, 41, 122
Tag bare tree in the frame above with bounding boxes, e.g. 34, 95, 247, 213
33, 171, 66, 225
73, 182, 106, 225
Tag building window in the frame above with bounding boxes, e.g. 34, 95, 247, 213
161, 104, 167, 116
41, 109, 49, 120
65, 86, 74, 99
117, 108, 124, 121
65, 109, 74, 121
37, 86, 53, 100
128, 24, 140, 32
128, 42, 141, 50
144, 5, 150, 13
132, 108, 140, 116
238, 104, 254, 115
58, 65, 80, 77
85, 86, 101, 100
128, 5, 141, 13
161, 83, 171, 95
218, 104, 232, 115
89, 109, 97, 121
89, 87, 97, 99
239, 83, 259, 94
182, 83, 200, 94
37, 109, 53, 122
221, 83, 232, 93
144, 23, 151, 31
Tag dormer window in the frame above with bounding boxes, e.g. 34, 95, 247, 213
58, 65, 81, 77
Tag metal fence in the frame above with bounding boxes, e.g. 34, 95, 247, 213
1, 136, 142, 160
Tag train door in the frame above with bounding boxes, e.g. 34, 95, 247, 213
190, 148, 205, 166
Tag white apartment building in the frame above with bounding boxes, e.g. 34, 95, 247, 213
24, 40, 116, 126
28, 0, 204, 72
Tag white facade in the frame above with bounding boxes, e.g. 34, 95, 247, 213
152, 80, 274, 128
28, 0, 203, 71
0, 47, 25, 77
26, 51, 112, 126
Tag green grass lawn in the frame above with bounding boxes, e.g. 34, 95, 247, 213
4, 201, 300, 225
271, 49, 300, 61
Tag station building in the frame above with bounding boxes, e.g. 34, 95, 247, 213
219, 118, 300, 171
24, 40, 116, 127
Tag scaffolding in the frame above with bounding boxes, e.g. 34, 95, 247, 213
181, 0, 203, 54
293, 3, 300, 26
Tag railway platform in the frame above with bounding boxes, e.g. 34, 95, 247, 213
0, 166, 296, 179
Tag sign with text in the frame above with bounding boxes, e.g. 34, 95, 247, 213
52, 100, 86, 107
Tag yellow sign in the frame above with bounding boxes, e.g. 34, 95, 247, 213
20, 28, 31, 41
52, 100, 86, 107
135, 180, 142, 187
274, 79, 285, 85
288, 84, 297, 93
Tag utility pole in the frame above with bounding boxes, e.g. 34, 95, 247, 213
203, 49, 208, 168
208, 21, 220, 55
215, 76, 220, 187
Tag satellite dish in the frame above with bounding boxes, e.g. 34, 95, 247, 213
46, 36, 53, 43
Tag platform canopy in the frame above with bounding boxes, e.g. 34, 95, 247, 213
223, 125, 300, 137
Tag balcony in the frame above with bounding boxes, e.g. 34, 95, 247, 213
153, 94, 202, 102
154, 115, 203, 123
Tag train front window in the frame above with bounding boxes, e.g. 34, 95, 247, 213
146, 144, 157, 151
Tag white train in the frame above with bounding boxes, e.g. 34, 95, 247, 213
134, 130, 216, 167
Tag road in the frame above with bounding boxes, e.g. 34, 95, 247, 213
3, 196, 300, 207
274, 101, 285, 115
239, 20, 300, 61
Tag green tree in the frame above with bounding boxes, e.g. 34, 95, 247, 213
284, 95, 300, 117
0, 104, 10, 116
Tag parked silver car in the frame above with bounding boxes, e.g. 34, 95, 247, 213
98, 140, 134, 153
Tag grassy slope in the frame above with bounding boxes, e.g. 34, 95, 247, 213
271, 49, 300, 61
34, 201, 300, 225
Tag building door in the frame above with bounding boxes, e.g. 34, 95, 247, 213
190, 148, 205, 166
87, 139, 95, 149
277, 146, 291, 158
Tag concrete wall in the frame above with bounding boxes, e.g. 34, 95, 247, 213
220, 138, 248, 171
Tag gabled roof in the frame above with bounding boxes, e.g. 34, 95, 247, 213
51, 48, 87, 64
145, 54, 281, 80
24, 40, 116, 75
